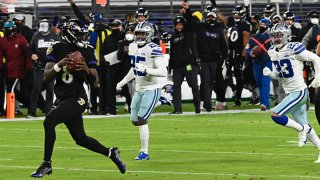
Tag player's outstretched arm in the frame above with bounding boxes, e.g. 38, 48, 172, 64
117, 68, 135, 91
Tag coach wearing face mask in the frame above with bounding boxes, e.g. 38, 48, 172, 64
302, 10, 320, 50
27, 19, 61, 118
182, 2, 228, 112
102, 19, 124, 115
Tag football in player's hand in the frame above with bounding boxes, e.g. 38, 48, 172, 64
251, 46, 264, 57
67, 51, 84, 74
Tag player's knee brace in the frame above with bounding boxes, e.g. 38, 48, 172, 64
271, 115, 288, 126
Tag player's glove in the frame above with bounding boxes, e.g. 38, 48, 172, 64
116, 81, 125, 92
135, 63, 147, 73
309, 77, 320, 88
263, 67, 272, 76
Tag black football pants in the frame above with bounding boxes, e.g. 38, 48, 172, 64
200, 61, 218, 111
172, 65, 200, 112
43, 97, 109, 161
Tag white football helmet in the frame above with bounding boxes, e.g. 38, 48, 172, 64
269, 23, 291, 48
134, 22, 154, 46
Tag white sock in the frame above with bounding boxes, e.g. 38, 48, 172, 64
285, 117, 304, 131
139, 124, 149, 154
307, 125, 320, 150
155, 101, 161, 108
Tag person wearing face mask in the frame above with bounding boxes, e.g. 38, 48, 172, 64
302, 10, 320, 106
88, 14, 111, 115
0, 21, 30, 116
102, 19, 124, 115
250, 14, 261, 34
167, 14, 200, 114
182, 2, 228, 112
27, 19, 61, 118
247, 19, 272, 111
301, 10, 319, 48
115, 25, 136, 113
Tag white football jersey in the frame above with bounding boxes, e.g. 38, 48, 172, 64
129, 42, 165, 92
268, 42, 307, 93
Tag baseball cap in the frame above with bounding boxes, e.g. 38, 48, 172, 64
13, 14, 25, 21
39, 19, 49, 32
110, 19, 122, 26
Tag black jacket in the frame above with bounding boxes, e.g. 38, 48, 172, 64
169, 15, 197, 69
186, 9, 228, 62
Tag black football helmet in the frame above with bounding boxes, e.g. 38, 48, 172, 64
61, 19, 88, 48
263, 4, 275, 18
205, 4, 217, 13
232, 5, 246, 21
283, 11, 295, 22
135, 7, 149, 20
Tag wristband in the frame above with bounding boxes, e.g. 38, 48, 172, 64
53, 63, 62, 72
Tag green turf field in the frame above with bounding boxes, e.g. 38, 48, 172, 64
1, 108, 320, 179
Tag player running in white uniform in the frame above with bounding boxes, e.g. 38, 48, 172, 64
263, 23, 320, 162
117, 22, 167, 160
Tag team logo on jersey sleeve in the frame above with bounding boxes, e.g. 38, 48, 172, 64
46, 47, 53, 55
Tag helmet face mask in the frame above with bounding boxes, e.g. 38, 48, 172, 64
269, 23, 291, 48
135, 8, 149, 22
264, 5, 275, 18
232, 5, 246, 22
134, 22, 153, 46
62, 19, 88, 48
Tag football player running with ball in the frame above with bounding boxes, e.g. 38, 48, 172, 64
31, 19, 126, 178
116, 22, 167, 160
263, 23, 320, 163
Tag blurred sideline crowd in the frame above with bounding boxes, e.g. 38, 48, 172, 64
0, 0, 320, 118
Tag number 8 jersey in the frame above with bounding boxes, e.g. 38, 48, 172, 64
268, 42, 311, 93
128, 42, 166, 92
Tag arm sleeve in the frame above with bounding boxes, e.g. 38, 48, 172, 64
119, 68, 135, 86
296, 49, 320, 78
302, 28, 312, 47
146, 56, 167, 77
268, 63, 279, 80
29, 35, 37, 55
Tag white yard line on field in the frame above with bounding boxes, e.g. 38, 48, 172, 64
0, 164, 319, 179
0, 144, 317, 157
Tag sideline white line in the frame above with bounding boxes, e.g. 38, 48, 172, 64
0, 109, 271, 122
0, 144, 317, 157
0, 107, 316, 122
0, 165, 319, 179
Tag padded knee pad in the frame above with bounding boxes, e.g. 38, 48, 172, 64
271, 115, 288, 126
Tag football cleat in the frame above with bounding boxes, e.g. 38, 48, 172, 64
109, 147, 126, 174
314, 151, 320, 163
159, 96, 172, 106
30, 161, 52, 178
134, 151, 149, 160
298, 125, 308, 147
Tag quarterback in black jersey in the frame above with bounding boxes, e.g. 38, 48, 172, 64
31, 19, 126, 178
